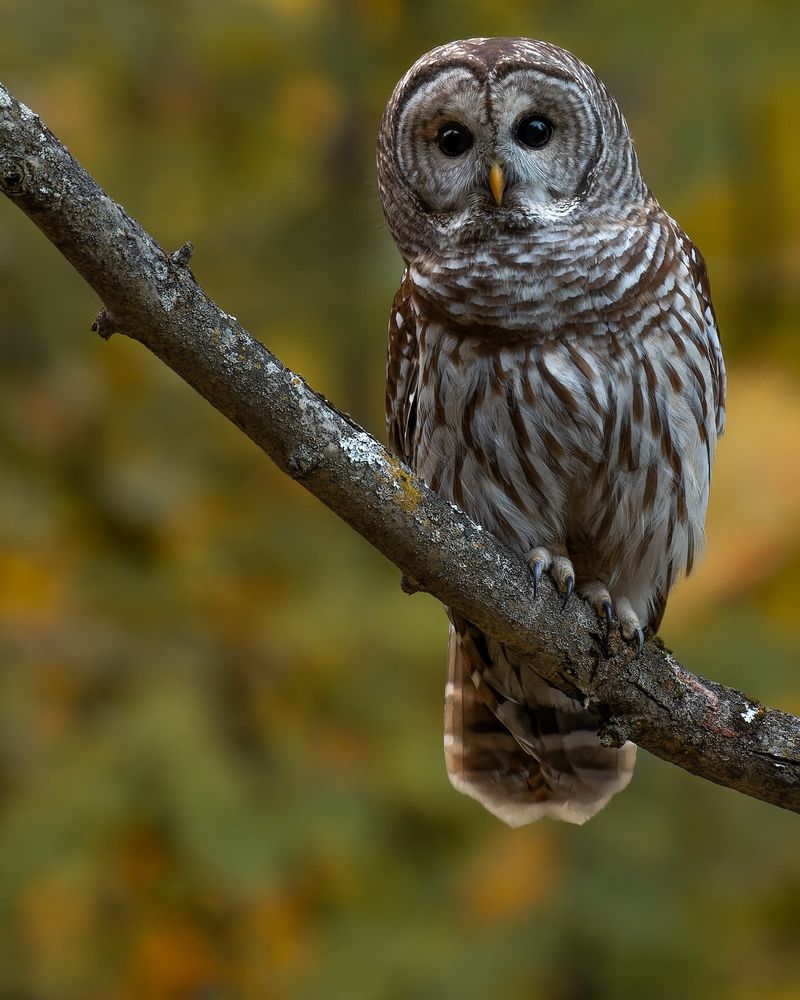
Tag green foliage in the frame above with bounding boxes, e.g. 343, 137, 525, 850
1, 1, 799, 996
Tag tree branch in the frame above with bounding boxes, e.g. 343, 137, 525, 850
1, 81, 797, 814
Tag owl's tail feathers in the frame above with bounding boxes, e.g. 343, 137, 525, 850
444, 626, 636, 826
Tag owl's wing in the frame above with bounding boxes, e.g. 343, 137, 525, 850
683, 234, 726, 439
385, 271, 418, 465
645, 230, 726, 632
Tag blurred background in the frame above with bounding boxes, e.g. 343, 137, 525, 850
0, 1, 799, 997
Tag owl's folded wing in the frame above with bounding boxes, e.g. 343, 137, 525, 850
385, 270, 419, 466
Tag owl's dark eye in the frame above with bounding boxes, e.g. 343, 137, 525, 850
436, 122, 473, 157
515, 114, 554, 149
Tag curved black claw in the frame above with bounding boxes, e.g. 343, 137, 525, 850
560, 575, 574, 612
532, 560, 543, 600
600, 599, 614, 657
621, 625, 645, 657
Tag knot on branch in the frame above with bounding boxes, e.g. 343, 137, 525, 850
0, 154, 33, 196
597, 719, 630, 749
287, 444, 320, 479
170, 242, 194, 268
91, 307, 117, 341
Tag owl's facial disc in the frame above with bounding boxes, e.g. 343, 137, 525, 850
392, 63, 604, 236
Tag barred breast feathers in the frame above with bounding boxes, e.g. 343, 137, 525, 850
409, 206, 679, 338
403, 206, 723, 629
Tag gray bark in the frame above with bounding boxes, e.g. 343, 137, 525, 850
1, 81, 798, 814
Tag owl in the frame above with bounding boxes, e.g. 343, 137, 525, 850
377, 38, 725, 826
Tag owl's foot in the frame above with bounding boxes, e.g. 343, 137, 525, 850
615, 597, 645, 654
527, 547, 575, 610
580, 582, 645, 655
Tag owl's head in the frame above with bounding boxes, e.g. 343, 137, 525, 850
377, 38, 648, 262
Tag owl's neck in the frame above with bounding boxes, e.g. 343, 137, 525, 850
408, 210, 671, 341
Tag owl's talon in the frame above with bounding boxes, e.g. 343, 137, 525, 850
526, 549, 576, 609
621, 624, 645, 657
527, 547, 551, 569
531, 559, 544, 600
580, 582, 645, 656
580, 581, 614, 629
549, 554, 574, 591
560, 576, 574, 611
616, 597, 645, 655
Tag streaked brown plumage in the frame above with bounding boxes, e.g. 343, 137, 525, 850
378, 38, 725, 825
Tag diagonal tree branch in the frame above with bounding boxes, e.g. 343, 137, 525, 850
1, 80, 798, 814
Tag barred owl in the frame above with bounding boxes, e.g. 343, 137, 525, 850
377, 38, 725, 825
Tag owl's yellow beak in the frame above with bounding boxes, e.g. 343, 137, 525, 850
489, 162, 505, 206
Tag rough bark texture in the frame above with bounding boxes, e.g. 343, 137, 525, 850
1, 81, 798, 814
